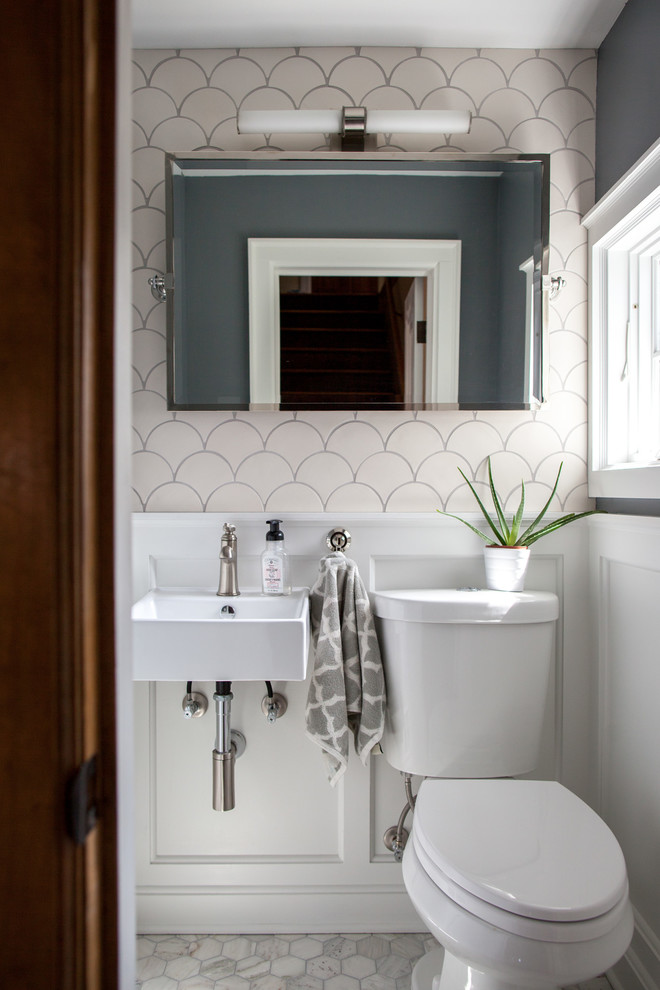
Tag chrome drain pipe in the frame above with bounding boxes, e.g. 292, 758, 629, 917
212, 682, 245, 811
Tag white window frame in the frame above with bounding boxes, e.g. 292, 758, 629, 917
583, 137, 660, 498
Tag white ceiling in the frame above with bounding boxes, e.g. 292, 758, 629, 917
132, 0, 627, 51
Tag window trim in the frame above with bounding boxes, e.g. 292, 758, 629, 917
583, 136, 660, 498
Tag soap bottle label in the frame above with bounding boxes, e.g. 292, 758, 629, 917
262, 554, 283, 594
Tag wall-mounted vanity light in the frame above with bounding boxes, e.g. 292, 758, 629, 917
237, 107, 472, 150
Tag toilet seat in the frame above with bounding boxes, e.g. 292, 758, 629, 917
412, 779, 629, 941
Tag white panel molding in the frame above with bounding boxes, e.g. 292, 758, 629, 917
134, 512, 587, 933
149, 676, 345, 866
547, 552, 565, 782
149, 854, 345, 865
590, 515, 660, 990
136, 889, 421, 935
138, 882, 412, 896
596, 550, 611, 814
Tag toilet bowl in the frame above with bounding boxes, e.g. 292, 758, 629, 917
371, 589, 634, 990
403, 778, 633, 990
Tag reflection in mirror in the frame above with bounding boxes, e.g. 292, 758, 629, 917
165, 153, 549, 410
279, 275, 418, 407
247, 237, 461, 409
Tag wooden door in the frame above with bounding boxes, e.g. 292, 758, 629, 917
0, 1, 118, 987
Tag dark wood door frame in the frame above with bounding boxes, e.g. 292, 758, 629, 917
1, 2, 119, 987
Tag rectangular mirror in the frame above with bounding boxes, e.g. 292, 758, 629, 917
165, 152, 549, 410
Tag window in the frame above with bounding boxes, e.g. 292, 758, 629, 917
584, 137, 660, 498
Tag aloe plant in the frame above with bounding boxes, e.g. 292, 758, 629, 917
439, 458, 600, 547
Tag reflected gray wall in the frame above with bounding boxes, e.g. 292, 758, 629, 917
496, 166, 538, 399
171, 161, 540, 408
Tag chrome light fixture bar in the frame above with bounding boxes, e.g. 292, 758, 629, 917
237, 107, 471, 149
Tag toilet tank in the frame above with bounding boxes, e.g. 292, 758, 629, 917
372, 589, 559, 778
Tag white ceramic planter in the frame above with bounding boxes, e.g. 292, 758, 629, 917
483, 545, 531, 592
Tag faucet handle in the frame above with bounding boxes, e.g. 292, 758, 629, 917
220, 522, 237, 554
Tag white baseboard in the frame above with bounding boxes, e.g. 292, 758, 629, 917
609, 914, 660, 990
136, 889, 422, 934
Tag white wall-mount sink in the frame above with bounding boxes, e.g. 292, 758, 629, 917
132, 587, 310, 681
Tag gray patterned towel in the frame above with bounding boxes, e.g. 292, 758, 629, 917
305, 552, 386, 786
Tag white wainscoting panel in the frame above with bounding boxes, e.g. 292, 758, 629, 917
590, 516, 660, 990
134, 512, 590, 933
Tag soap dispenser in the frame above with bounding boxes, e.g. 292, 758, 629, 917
261, 519, 291, 596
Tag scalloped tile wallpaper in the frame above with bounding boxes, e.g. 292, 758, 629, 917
132, 47, 595, 514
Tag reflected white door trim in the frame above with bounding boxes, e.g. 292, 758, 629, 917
248, 238, 462, 406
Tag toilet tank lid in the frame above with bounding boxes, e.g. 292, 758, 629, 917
372, 588, 559, 624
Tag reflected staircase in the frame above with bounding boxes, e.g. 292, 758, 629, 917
279, 286, 401, 407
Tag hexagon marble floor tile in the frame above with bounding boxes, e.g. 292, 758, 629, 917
135, 933, 613, 990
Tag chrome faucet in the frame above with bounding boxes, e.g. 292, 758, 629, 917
217, 523, 240, 597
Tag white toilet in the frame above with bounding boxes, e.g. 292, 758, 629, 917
372, 588, 633, 990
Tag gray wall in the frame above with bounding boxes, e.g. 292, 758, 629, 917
595, 0, 660, 514
596, 0, 660, 200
